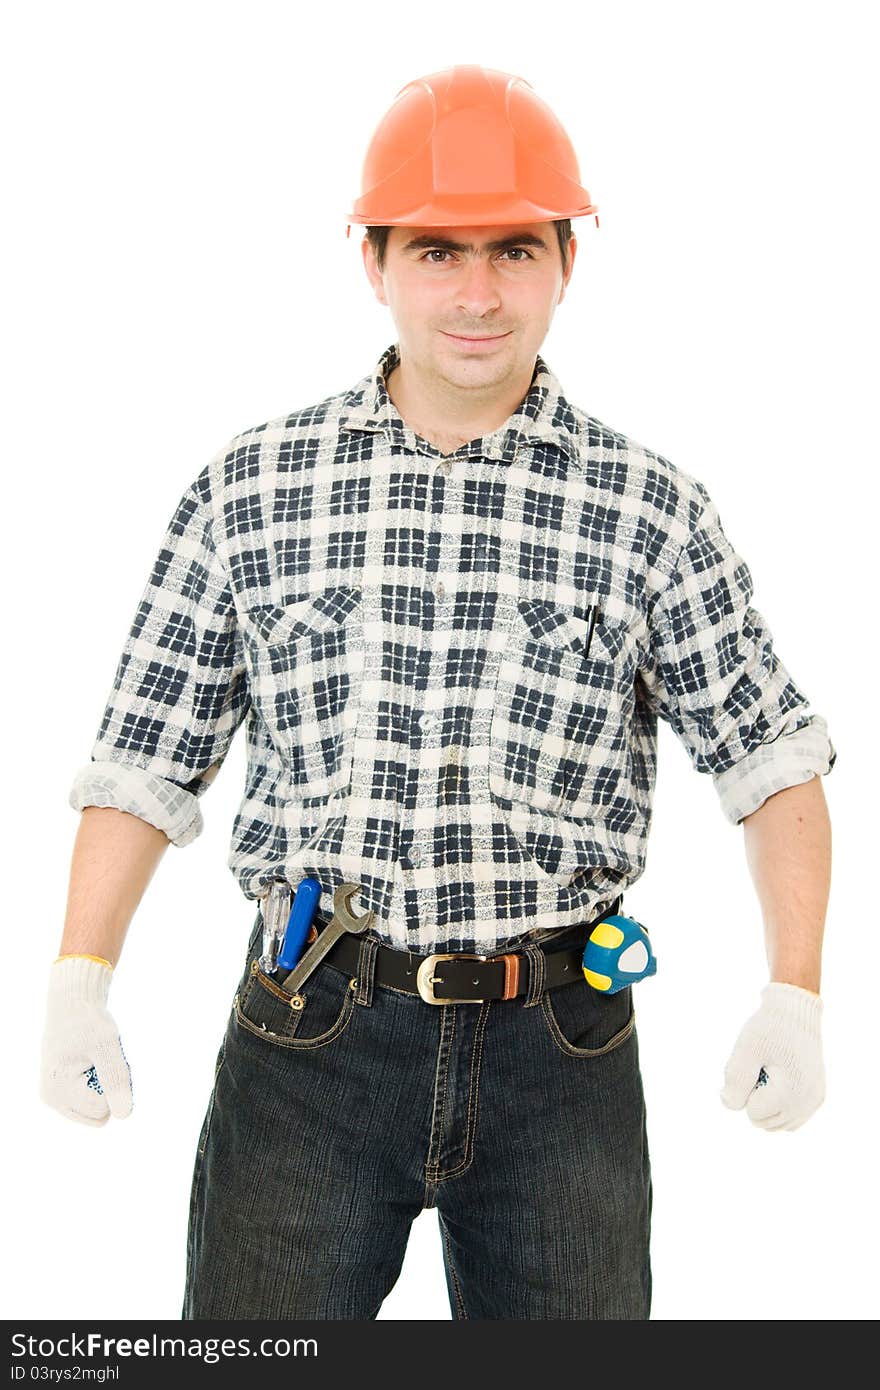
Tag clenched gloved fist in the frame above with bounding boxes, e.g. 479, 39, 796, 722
720, 982, 824, 1132
39, 955, 133, 1126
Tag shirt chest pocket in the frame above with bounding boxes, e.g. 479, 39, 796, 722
489, 597, 635, 821
240, 585, 364, 799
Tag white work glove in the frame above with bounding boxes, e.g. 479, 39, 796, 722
39, 955, 133, 1126
720, 982, 824, 1132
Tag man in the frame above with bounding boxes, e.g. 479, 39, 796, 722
41, 65, 835, 1320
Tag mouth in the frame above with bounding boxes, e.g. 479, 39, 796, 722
441, 330, 512, 347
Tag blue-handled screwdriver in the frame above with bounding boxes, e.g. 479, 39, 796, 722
276, 878, 323, 971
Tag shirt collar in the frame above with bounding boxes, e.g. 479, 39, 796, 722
337, 341, 581, 465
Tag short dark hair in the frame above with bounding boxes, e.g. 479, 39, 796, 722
365, 220, 574, 276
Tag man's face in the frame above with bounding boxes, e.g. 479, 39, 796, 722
362, 223, 577, 396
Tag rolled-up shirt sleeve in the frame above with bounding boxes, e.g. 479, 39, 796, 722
640, 487, 837, 825
68, 472, 250, 846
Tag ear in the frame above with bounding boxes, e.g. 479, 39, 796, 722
362, 236, 389, 306
557, 234, 578, 305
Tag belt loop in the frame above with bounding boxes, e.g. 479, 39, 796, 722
353, 935, 379, 1006
521, 943, 546, 1008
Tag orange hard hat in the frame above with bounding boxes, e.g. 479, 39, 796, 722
345, 64, 598, 235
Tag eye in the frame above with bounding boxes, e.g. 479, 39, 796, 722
419, 247, 535, 264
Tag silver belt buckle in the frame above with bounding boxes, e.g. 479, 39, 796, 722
416, 952, 491, 1004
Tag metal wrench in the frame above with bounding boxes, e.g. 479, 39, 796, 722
276, 881, 374, 996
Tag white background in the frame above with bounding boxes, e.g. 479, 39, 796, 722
3, 0, 875, 1323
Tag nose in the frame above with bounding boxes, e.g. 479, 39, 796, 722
455, 257, 503, 319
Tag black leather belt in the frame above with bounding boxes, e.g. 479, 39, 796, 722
268, 895, 623, 1004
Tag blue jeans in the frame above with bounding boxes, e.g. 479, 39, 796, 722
182, 907, 652, 1320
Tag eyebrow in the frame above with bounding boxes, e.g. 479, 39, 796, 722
400, 232, 550, 256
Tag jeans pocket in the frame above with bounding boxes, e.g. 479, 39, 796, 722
233, 953, 358, 1051
540, 978, 636, 1059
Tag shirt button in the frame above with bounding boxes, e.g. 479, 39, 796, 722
419, 712, 438, 733
437, 460, 453, 476
435, 582, 445, 600
408, 847, 422, 868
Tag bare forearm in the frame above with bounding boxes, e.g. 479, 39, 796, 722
59, 806, 171, 967
741, 775, 831, 994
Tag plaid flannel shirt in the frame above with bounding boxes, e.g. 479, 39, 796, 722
69, 342, 836, 954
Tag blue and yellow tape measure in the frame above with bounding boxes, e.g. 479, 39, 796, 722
582, 914, 657, 993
